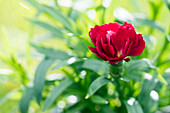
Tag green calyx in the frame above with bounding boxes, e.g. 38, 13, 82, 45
109, 61, 124, 78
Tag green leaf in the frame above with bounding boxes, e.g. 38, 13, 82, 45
125, 58, 156, 72
41, 5, 74, 32
0, 89, 18, 106
124, 98, 143, 113
25, 0, 40, 8
31, 44, 70, 60
162, 71, 170, 85
28, 19, 65, 39
72, 40, 89, 57
138, 71, 159, 113
68, 8, 80, 21
34, 59, 54, 104
90, 95, 108, 104
124, 59, 156, 81
125, 71, 143, 81
65, 103, 85, 113
43, 77, 73, 111
166, 35, 170, 42
86, 76, 111, 98
114, 7, 165, 32
138, 71, 158, 105
135, 17, 165, 32
82, 59, 109, 76
162, 0, 170, 10
143, 90, 159, 113
143, 35, 154, 49
51, 57, 83, 71
19, 87, 34, 113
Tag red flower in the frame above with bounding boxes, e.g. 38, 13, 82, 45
89, 22, 145, 64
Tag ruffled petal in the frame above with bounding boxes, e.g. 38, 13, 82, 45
89, 25, 101, 46
114, 26, 128, 51
110, 32, 118, 56
127, 34, 145, 56
88, 47, 104, 60
107, 36, 115, 57
123, 38, 130, 55
107, 22, 121, 33
101, 36, 115, 58
109, 55, 126, 63
96, 36, 110, 60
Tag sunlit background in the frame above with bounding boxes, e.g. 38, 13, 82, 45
0, 0, 170, 113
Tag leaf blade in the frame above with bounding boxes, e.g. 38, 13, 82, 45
124, 98, 143, 113
90, 95, 108, 104
19, 87, 34, 113
34, 59, 54, 104
43, 77, 73, 111
42, 5, 74, 32
86, 76, 111, 98
82, 59, 109, 76
162, 0, 170, 10
31, 44, 70, 60
28, 19, 65, 39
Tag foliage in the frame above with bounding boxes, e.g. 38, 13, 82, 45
0, 0, 170, 113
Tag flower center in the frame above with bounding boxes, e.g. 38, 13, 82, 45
117, 50, 122, 57
106, 30, 114, 39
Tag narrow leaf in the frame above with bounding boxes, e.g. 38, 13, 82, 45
65, 103, 85, 113
114, 7, 165, 32
90, 95, 108, 104
34, 59, 54, 104
162, 0, 170, 10
0, 89, 18, 106
124, 98, 143, 113
166, 35, 170, 42
43, 77, 73, 111
86, 76, 111, 98
51, 57, 84, 71
25, 0, 40, 8
143, 35, 154, 49
162, 72, 170, 85
20, 87, 34, 113
144, 90, 159, 113
138, 71, 158, 105
41, 5, 74, 32
135, 17, 165, 32
82, 59, 109, 76
125, 58, 156, 72
31, 44, 70, 60
28, 19, 65, 39
124, 59, 156, 81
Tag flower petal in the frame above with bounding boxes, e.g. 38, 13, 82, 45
107, 22, 121, 33
89, 25, 101, 46
127, 34, 145, 56
88, 47, 104, 60
101, 36, 115, 58
96, 36, 110, 60
109, 55, 126, 63
124, 57, 130, 62
114, 26, 128, 51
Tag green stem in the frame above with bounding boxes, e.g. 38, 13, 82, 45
115, 76, 122, 99
101, 7, 106, 24
109, 61, 124, 110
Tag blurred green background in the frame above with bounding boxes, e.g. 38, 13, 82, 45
0, 0, 170, 113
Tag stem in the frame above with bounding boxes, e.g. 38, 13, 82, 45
109, 61, 124, 110
114, 76, 122, 100
101, 7, 106, 24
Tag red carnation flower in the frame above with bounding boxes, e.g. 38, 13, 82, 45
89, 22, 145, 64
